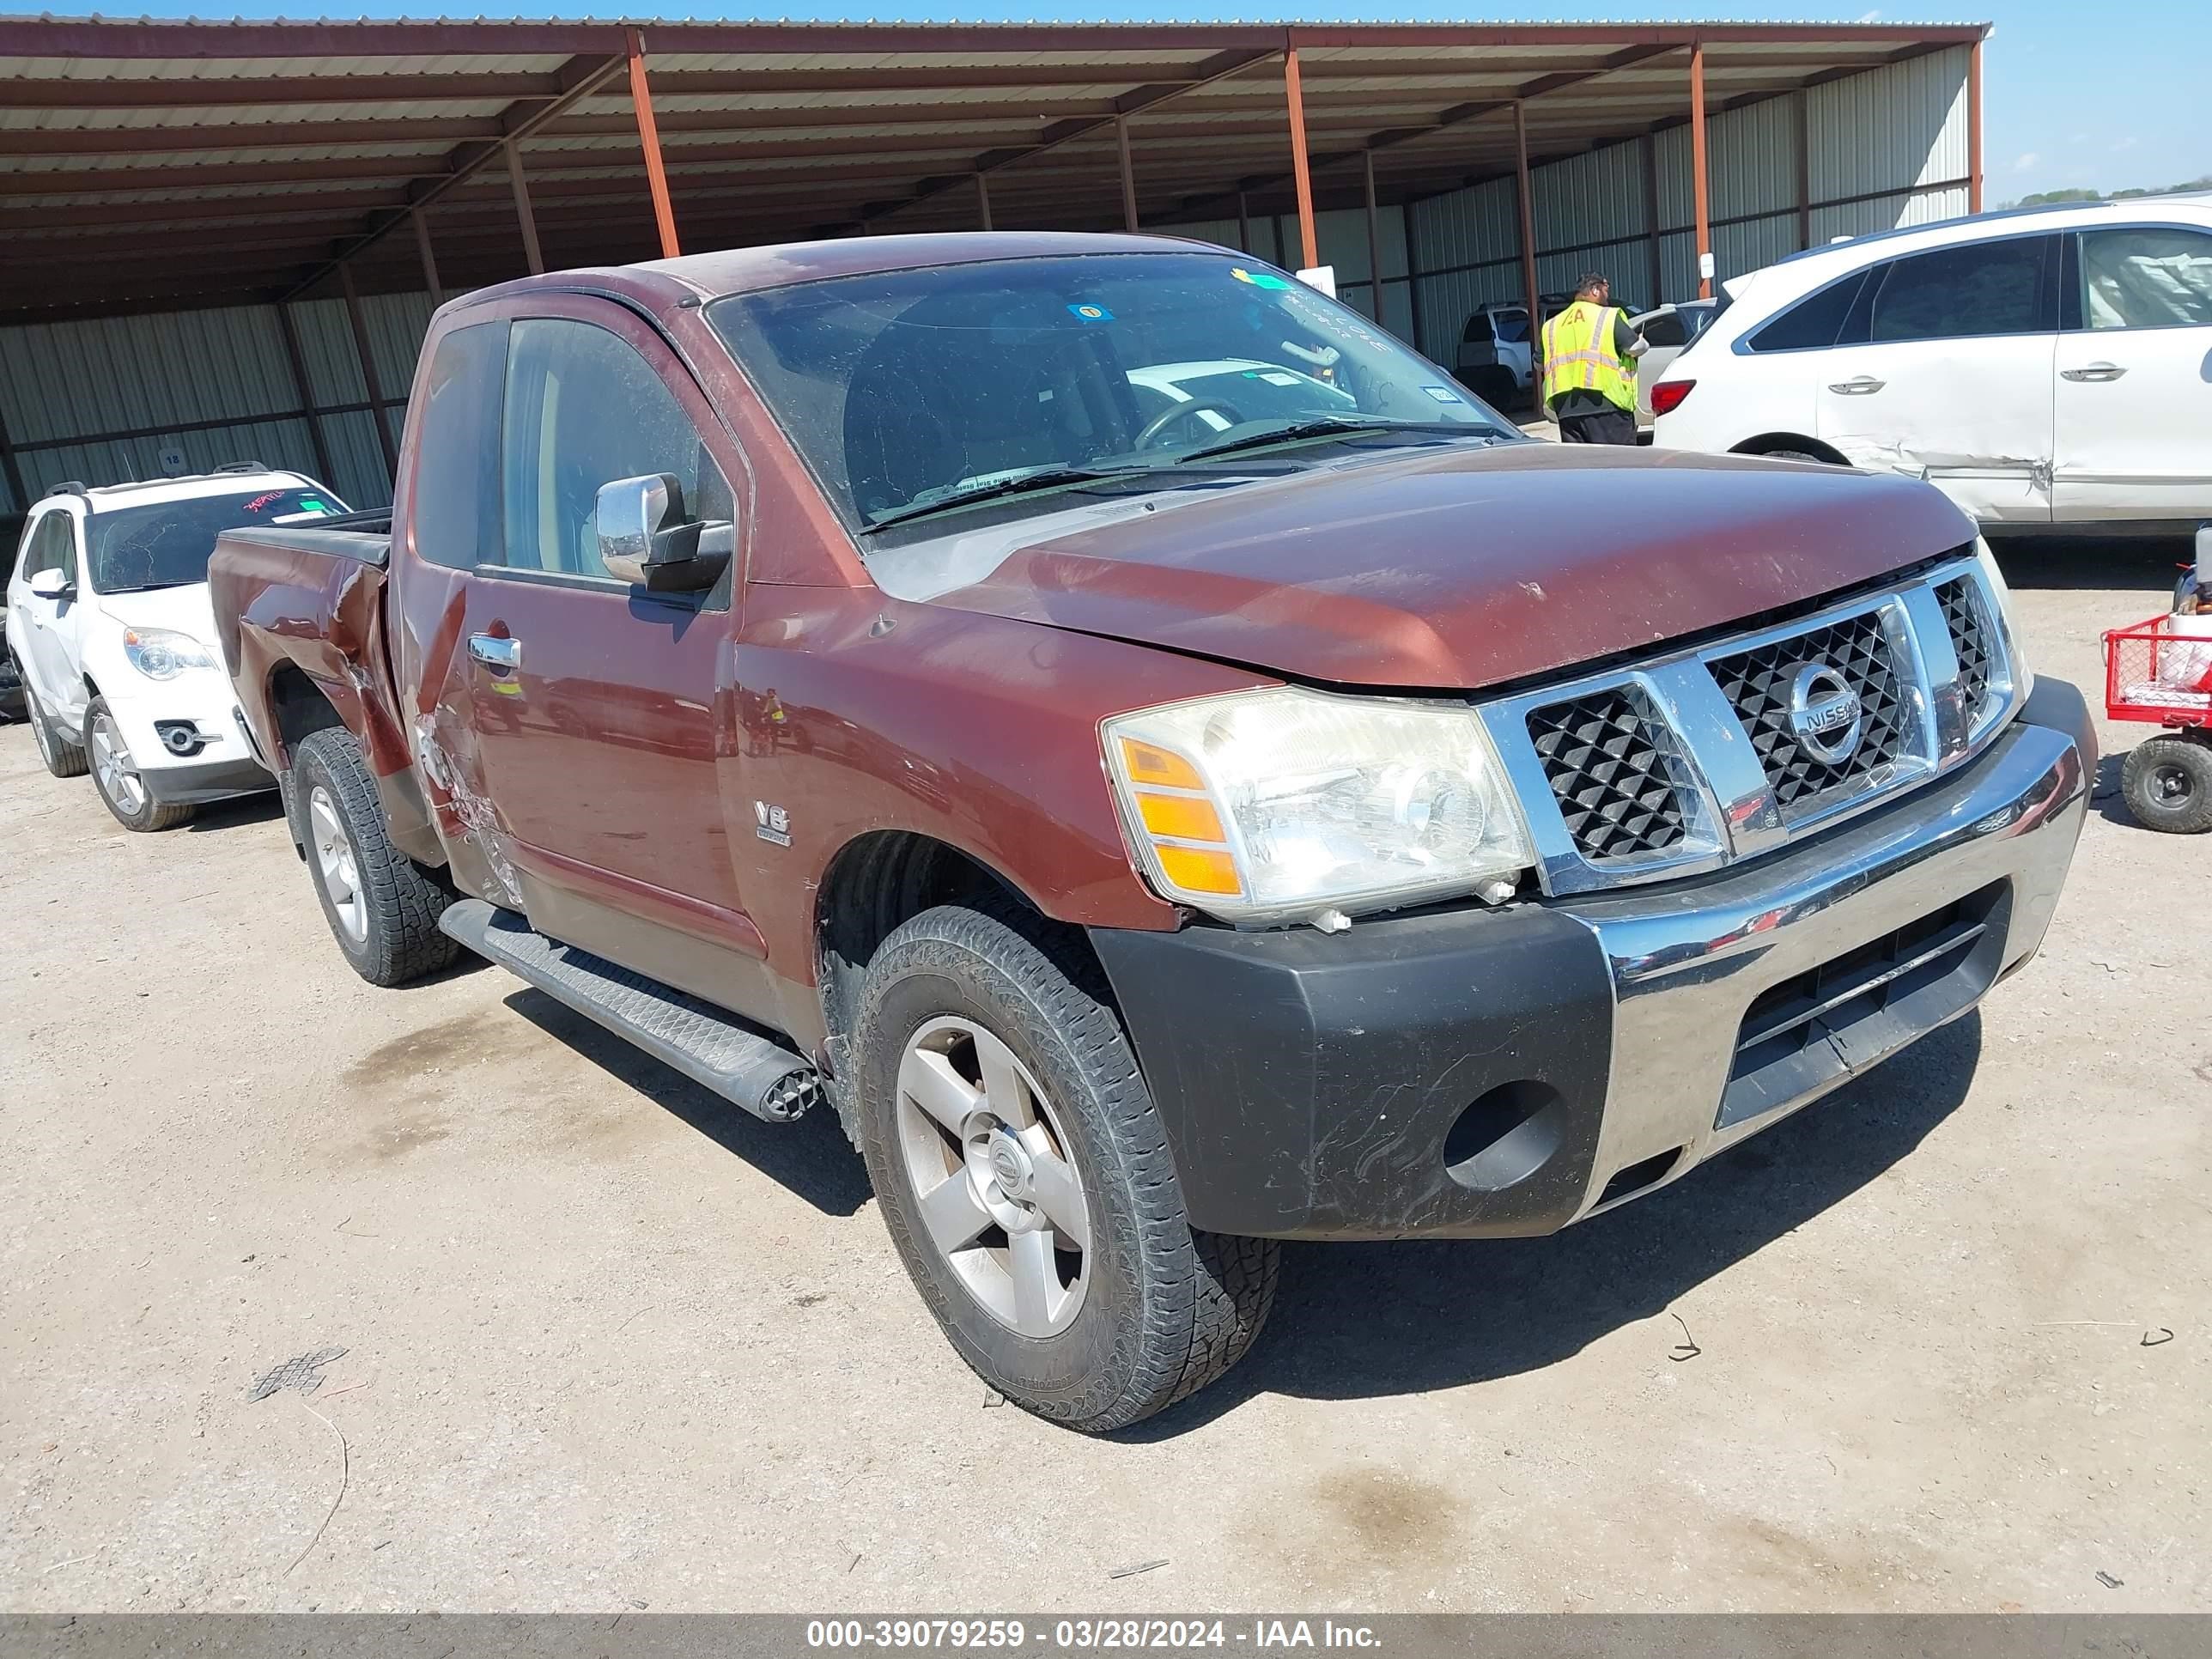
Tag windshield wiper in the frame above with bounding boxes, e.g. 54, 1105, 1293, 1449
859, 465, 1154, 534
98, 580, 193, 593
1172, 416, 1506, 464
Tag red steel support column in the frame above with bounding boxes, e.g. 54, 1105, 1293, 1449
413, 208, 444, 308
1690, 41, 1712, 299
975, 171, 993, 231
1796, 90, 1813, 251
628, 28, 681, 258
1363, 149, 1386, 324
1283, 42, 1318, 271
1513, 99, 1542, 393
1643, 131, 1663, 304
507, 144, 544, 275
1115, 114, 1139, 232
1401, 211, 1425, 355
337, 263, 398, 482
1967, 37, 1985, 213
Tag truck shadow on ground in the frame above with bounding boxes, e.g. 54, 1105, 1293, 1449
1986, 534, 2190, 593
1124, 1012, 1984, 1437
501, 987, 872, 1216
183, 793, 288, 832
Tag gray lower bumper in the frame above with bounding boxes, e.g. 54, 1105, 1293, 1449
141, 754, 273, 805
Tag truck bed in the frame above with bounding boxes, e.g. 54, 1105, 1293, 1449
208, 515, 428, 854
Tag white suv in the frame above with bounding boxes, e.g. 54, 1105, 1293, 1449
1651, 200, 2212, 530
4, 468, 347, 830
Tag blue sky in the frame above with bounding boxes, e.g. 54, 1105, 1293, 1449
108, 0, 2209, 203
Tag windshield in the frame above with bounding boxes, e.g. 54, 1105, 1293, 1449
88, 485, 343, 592
708, 251, 1509, 532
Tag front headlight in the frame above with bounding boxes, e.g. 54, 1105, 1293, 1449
1973, 539, 2032, 699
123, 627, 217, 681
1103, 686, 1534, 927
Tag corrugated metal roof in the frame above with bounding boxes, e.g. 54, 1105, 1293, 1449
0, 12, 1988, 324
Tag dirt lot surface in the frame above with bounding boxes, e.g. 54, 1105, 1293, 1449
2, 539, 2205, 1615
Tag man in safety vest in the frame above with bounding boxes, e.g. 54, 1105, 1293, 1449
1540, 271, 1647, 446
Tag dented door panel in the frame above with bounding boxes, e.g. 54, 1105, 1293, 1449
1814, 335, 2057, 524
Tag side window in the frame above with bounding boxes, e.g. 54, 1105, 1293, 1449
500, 318, 726, 580
1639, 313, 1686, 350
410, 320, 508, 571
1462, 314, 1494, 345
2079, 227, 2212, 331
1867, 236, 2052, 343
22, 512, 74, 581
1750, 270, 1870, 352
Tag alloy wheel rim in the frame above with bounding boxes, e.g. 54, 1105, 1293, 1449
895, 1016, 1091, 1337
89, 714, 145, 813
308, 786, 368, 942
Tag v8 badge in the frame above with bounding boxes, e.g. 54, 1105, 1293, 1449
754, 800, 792, 847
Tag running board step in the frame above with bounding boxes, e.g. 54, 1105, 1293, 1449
438, 898, 820, 1122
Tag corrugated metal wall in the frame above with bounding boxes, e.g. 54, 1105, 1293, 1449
0, 289, 430, 515
0, 46, 1969, 516
1403, 44, 1971, 362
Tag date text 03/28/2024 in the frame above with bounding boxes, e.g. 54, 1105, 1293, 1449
804, 1620, 1383, 1651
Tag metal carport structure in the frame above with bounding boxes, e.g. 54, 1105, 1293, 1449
0, 14, 1989, 511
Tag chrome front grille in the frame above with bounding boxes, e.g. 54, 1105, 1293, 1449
1936, 575, 1996, 731
1480, 553, 2023, 896
1525, 687, 1693, 861
1708, 610, 1912, 819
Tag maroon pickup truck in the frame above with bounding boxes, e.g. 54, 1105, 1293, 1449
211, 231, 2093, 1431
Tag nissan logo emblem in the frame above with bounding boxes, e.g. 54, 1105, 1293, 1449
1787, 662, 1865, 765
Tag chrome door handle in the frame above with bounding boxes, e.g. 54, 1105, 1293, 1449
2060, 362, 2126, 382
467, 633, 521, 672
1827, 376, 1886, 395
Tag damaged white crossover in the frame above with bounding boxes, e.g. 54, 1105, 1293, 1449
1651, 198, 2212, 532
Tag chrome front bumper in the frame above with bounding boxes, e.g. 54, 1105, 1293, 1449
1556, 682, 2090, 1223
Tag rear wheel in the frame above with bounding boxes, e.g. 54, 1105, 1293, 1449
852, 901, 1279, 1432
1754, 447, 1836, 465
85, 697, 194, 831
2120, 734, 2212, 834
293, 726, 460, 984
24, 679, 88, 779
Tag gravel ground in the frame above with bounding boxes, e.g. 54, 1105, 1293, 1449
1, 537, 2204, 1614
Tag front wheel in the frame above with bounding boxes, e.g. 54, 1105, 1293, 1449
292, 726, 460, 985
2121, 734, 2212, 834
85, 697, 194, 831
852, 902, 1279, 1432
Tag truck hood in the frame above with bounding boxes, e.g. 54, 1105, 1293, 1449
911, 442, 1974, 691
96, 582, 221, 645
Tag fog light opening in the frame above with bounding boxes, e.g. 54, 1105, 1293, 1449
1595, 1146, 1686, 1210
1443, 1080, 1567, 1193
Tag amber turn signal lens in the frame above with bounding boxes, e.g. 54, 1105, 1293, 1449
1155, 844, 1241, 895
1136, 791, 1226, 843
1118, 737, 1205, 792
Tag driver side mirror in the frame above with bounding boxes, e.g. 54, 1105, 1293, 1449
27, 567, 73, 602
595, 473, 734, 595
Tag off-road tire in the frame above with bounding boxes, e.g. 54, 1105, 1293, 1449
293, 726, 460, 985
2121, 734, 2212, 835
83, 696, 195, 831
24, 679, 88, 778
852, 899, 1279, 1432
